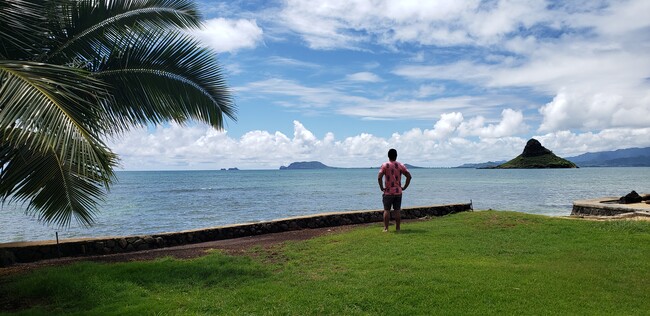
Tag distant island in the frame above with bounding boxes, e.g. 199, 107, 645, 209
494, 139, 577, 169
455, 161, 506, 169
456, 146, 650, 168
280, 161, 334, 170
279, 161, 428, 170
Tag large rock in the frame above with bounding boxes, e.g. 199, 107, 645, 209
496, 138, 578, 169
521, 139, 553, 157
619, 191, 643, 204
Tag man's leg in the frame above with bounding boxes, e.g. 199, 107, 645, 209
394, 209, 401, 231
383, 210, 390, 232
382, 195, 390, 232
394, 195, 403, 231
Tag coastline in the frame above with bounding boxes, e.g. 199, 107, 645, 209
1, 203, 471, 267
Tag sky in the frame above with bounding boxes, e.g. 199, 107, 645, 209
109, 0, 650, 170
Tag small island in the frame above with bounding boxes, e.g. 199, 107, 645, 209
495, 138, 577, 169
280, 161, 334, 170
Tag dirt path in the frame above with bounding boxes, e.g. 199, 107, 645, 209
0, 222, 375, 277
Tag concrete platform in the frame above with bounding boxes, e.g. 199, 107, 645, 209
572, 194, 650, 217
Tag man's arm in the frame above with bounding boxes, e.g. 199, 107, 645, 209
402, 171, 412, 191
378, 174, 385, 192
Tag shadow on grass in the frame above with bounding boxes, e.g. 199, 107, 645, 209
0, 252, 272, 313
395, 228, 427, 234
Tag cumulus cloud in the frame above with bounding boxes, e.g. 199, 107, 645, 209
191, 18, 263, 53
106, 113, 650, 171
426, 112, 464, 140
459, 109, 528, 138
539, 88, 650, 132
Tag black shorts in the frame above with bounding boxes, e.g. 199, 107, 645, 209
383, 194, 402, 211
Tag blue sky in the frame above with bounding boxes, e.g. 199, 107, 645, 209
110, 0, 650, 170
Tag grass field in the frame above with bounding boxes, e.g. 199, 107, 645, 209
1, 211, 649, 315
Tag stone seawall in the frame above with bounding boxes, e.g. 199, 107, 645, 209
572, 196, 650, 217
0, 203, 471, 267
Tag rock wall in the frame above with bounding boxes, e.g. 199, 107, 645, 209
572, 195, 650, 217
1, 203, 470, 267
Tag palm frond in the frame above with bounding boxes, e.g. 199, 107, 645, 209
42, 0, 202, 63
1, 0, 235, 228
92, 29, 235, 132
0, 60, 113, 178
0, 0, 47, 59
0, 131, 116, 227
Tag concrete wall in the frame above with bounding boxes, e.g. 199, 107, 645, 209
1, 203, 471, 267
572, 195, 650, 216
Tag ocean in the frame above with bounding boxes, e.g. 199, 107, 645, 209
1, 167, 649, 243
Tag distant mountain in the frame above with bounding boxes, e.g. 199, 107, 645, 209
455, 161, 506, 169
280, 161, 333, 170
405, 163, 425, 169
566, 147, 650, 167
495, 139, 577, 169
456, 146, 650, 169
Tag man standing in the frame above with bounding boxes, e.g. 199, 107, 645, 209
378, 148, 412, 232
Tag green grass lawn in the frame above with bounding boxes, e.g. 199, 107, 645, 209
1, 211, 649, 315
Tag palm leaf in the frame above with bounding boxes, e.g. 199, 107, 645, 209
0, 61, 112, 171
1, 0, 236, 228
0, 0, 46, 59
0, 60, 117, 227
92, 28, 235, 132
41, 0, 202, 64
0, 130, 116, 226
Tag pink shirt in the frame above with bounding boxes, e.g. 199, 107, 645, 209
379, 161, 410, 195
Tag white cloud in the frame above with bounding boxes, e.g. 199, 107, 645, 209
537, 128, 650, 157
237, 78, 364, 108
345, 72, 382, 82
416, 84, 445, 98
392, 10, 650, 133
393, 61, 493, 82
426, 112, 464, 140
266, 56, 322, 69
459, 109, 528, 138
275, 0, 552, 49
338, 96, 512, 120
191, 18, 263, 53
539, 88, 650, 132
108, 112, 650, 170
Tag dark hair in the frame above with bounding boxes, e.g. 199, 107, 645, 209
388, 148, 397, 161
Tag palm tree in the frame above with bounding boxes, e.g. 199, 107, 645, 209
0, 0, 235, 227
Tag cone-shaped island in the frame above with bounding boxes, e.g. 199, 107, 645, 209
496, 139, 578, 169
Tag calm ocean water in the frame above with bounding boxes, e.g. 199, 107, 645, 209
1, 167, 649, 243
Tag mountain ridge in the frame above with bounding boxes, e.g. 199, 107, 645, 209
456, 146, 650, 168
566, 147, 650, 167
